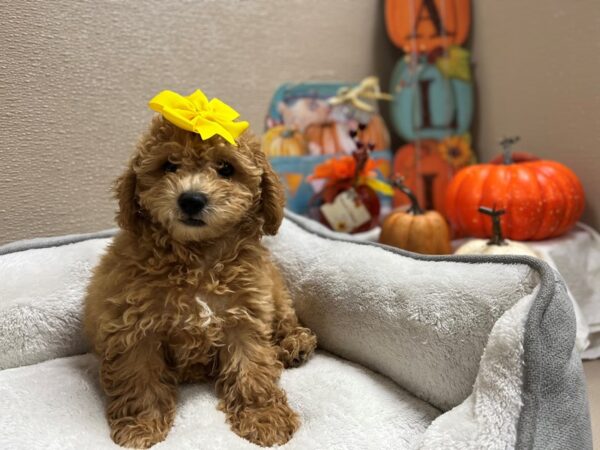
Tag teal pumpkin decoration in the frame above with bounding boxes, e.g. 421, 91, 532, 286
390, 55, 473, 141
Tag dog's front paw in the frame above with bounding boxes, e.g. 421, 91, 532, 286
229, 400, 300, 447
109, 416, 171, 449
277, 326, 317, 368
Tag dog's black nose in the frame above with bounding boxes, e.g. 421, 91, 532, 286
178, 192, 208, 216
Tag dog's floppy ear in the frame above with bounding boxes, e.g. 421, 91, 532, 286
253, 141, 285, 235
113, 160, 140, 232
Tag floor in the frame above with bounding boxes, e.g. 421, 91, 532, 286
584, 360, 600, 449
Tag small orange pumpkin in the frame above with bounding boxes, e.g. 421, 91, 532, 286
261, 126, 307, 157
385, 0, 471, 53
380, 178, 452, 254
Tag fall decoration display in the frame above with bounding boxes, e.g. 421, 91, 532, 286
380, 177, 452, 254
385, 1, 475, 226
265, 79, 391, 146
445, 137, 586, 240
385, 0, 471, 54
308, 131, 392, 233
455, 207, 539, 257
263, 79, 393, 217
261, 126, 307, 157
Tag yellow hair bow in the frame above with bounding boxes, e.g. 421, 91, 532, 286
149, 89, 249, 146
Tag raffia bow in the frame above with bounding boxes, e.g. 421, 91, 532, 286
328, 76, 393, 113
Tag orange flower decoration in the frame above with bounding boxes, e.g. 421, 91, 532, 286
310, 156, 381, 183
309, 156, 393, 195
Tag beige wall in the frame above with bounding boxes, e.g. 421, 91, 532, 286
1, 0, 598, 244
0, 0, 392, 244
471, 0, 600, 229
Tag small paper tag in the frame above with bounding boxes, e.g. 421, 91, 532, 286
320, 188, 371, 232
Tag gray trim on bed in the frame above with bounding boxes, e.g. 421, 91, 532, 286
0, 229, 119, 256
0, 211, 591, 449
517, 272, 592, 450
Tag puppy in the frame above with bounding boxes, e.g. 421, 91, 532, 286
84, 115, 317, 448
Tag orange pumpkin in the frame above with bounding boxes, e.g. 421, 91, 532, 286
261, 126, 307, 157
385, 0, 471, 53
304, 122, 353, 155
445, 139, 585, 240
357, 115, 391, 151
392, 140, 454, 215
380, 178, 452, 254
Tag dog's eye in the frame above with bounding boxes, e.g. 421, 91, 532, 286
216, 161, 235, 178
162, 161, 179, 173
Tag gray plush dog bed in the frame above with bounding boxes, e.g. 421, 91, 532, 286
0, 211, 592, 449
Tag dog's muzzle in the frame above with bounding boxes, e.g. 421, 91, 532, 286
178, 191, 208, 226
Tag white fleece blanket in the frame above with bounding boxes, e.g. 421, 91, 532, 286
453, 222, 600, 358
0, 351, 440, 449
0, 237, 107, 369
416, 293, 535, 449
266, 219, 539, 411
0, 217, 576, 449
321, 219, 600, 359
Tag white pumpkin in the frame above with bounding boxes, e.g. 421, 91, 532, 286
455, 238, 539, 258
454, 206, 540, 258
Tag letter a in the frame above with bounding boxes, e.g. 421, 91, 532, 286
408, 0, 454, 38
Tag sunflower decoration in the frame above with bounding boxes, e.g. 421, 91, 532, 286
438, 134, 475, 169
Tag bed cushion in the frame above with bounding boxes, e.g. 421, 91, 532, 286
0, 220, 537, 410
276, 213, 592, 449
267, 216, 540, 411
0, 351, 440, 450
0, 232, 112, 370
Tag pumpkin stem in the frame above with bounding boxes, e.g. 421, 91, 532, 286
499, 136, 520, 165
479, 206, 507, 246
392, 177, 424, 215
